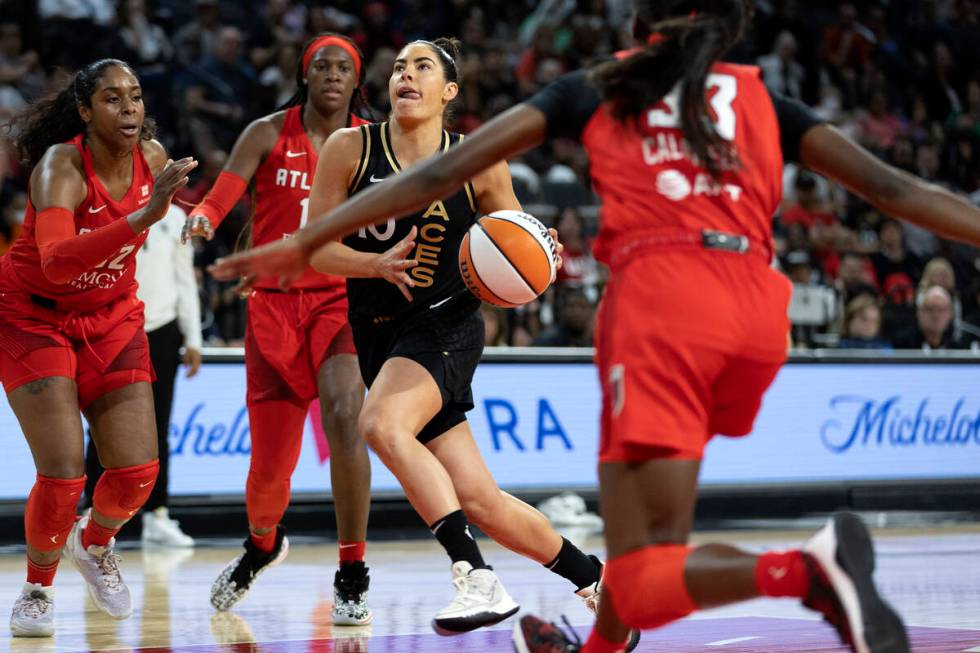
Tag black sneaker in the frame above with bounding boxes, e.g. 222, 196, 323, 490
802, 512, 910, 653
333, 561, 373, 625
512, 614, 582, 653
210, 525, 289, 611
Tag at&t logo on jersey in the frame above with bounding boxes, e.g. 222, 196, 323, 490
655, 170, 743, 202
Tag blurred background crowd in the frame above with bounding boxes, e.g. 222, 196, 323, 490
0, 0, 978, 350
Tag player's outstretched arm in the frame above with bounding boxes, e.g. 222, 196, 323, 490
800, 124, 980, 246
181, 117, 277, 243
208, 104, 548, 282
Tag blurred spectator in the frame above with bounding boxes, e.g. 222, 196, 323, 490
871, 219, 922, 293
116, 0, 174, 67
173, 0, 221, 67
258, 41, 300, 109
838, 294, 891, 350
481, 303, 508, 347
784, 249, 838, 347
820, 3, 873, 76
856, 90, 905, 154
834, 251, 878, 308
758, 31, 805, 101
780, 171, 838, 229
893, 286, 967, 350
183, 26, 256, 159
533, 288, 594, 347
553, 207, 599, 301
0, 22, 44, 102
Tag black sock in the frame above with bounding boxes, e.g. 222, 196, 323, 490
429, 510, 488, 570
544, 537, 601, 591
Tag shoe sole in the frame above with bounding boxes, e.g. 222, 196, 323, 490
808, 512, 910, 653
432, 600, 520, 636
210, 536, 290, 611
332, 611, 374, 626
10, 622, 54, 638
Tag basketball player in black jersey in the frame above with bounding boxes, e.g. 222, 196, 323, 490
299, 37, 630, 641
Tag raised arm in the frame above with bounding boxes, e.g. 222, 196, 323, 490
799, 124, 980, 246
34, 141, 195, 284
181, 117, 278, 242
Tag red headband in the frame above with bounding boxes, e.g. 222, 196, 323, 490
302, 36, 362, 78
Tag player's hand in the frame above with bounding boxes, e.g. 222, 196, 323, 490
182, 347, 202, 378
374, 226, 419, 302
148, 158, 197, 217
233, 274, 256, 297
181, 214, 214, 244
548, 228, 564, 271
209, 237, 308, 289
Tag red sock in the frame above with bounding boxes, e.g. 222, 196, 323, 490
26, 557, 59, 587
755, 550, 810, 598
339, 540, 366, 564
250, 529, 278, 553
582, 628, 628, 653
82, 516, 120, 549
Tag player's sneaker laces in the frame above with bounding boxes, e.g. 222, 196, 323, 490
142, 507, 194, 548
802, 511, 910, 653
210, 525, 289, 611
332, 561, 373, 625
574, 555, 641, 652
432, 560, 520, 635
9, 583, 55, 637
513, 614, 582, 653
65, 514, 132, 619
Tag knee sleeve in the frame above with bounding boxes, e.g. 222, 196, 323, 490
92, 459, 159, 520
603, 544, 696, 630
25, 474, 86, 552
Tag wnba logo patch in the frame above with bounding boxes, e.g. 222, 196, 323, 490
608, 364, 626, 417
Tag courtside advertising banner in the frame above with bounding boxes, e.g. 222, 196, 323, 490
0, 362, 977, 498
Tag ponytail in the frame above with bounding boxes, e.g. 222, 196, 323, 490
591, 1, 752, 178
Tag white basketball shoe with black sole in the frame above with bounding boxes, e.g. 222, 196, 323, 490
432, 561, 519, 635
210, 525, 289, 611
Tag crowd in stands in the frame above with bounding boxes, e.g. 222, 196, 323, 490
0, 0, 977, 350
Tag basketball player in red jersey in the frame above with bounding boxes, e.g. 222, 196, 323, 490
0, 59, 196, 637
212, 3, 980, 652
181, 34, 374, 624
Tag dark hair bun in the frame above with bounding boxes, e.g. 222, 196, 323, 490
431, 37, 462, 62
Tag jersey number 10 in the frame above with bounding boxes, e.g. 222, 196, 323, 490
646, 73, 738, 141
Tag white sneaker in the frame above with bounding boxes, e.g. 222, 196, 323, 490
10, 583, 54, 637
431, 561, 519, 635
142, 507, 194, 548
65, 514, 132, 620
575, 557, 641, 652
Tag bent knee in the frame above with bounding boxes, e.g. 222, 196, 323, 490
459, 490, 505, 530
358, 411, 413, 459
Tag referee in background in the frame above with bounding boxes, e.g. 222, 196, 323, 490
84, 203, 203, 547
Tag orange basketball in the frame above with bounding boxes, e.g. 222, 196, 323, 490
458, 210, 558, 307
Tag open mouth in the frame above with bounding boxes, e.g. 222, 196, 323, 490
120, 125, 139, 137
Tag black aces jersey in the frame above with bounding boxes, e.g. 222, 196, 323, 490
344, 121, 480, 320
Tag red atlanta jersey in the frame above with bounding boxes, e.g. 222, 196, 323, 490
526, 62, 822, 264
251, 106, 370, 291
1, 134, 153, 310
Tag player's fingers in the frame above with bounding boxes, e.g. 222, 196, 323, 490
396, 282, 414, 302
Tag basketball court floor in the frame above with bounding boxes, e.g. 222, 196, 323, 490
2, 522, 979, 652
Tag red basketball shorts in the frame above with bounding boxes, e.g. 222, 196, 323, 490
0, 288, 152, 409
245, 287, 356, 405
596, 249, 791, 462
